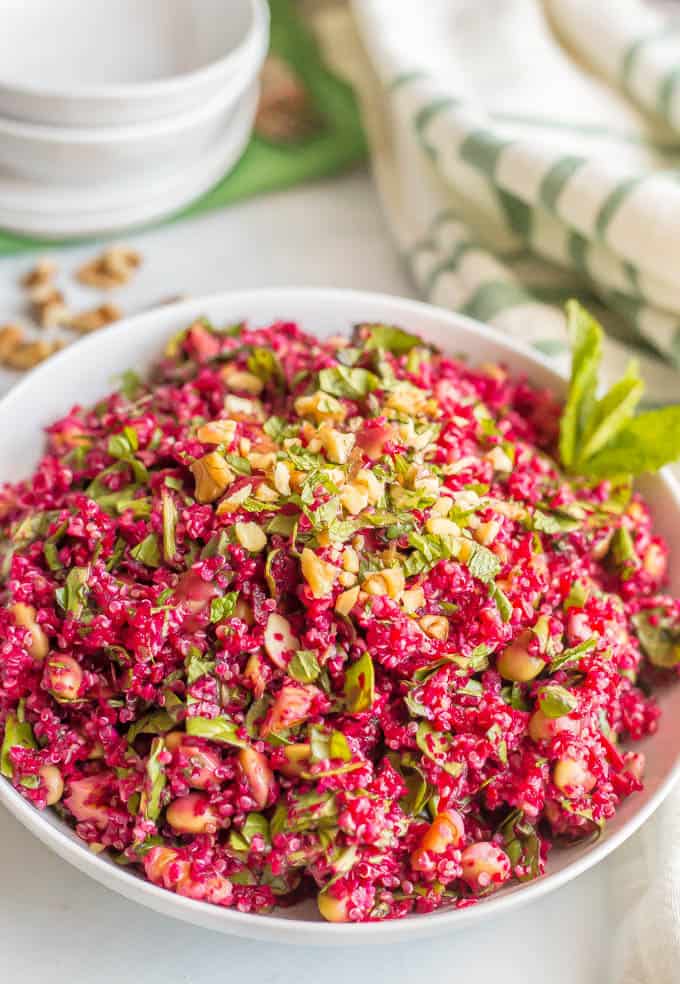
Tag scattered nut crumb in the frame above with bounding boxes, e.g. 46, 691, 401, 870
255, 54, 324, 143
156, 294, 188, 308
0, 323, 24, 360
26, 281, 62, 305
68, 303, 122, 334
4, 339, 62, 370
20, 258, 57, 290
4, 245, 141, 370
76, 246, 141, 289
31, 288, 71, 328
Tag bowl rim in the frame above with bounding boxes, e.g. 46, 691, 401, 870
0, 285, 679, 944
0, 0, 268, 105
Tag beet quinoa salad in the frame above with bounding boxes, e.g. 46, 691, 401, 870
2, 300, 680, 923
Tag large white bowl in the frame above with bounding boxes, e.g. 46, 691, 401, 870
0, 0, 269, 127
0, 288, 678, 945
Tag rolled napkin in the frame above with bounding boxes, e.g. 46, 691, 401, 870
606, 790, 680, 983
314, 0, 680, 401
308, 1, 680, 980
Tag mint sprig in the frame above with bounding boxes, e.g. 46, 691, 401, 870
559, 301, 680, 478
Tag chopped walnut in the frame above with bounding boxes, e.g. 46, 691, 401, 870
191, 452, 235, 503
31, 288, 71, 328
67, 303, 122, 334
20, 258, 57, 290
77, 246, 141, 289
4, 339, 62, 370
26, 281, 60, 305
0, 323, 24, 361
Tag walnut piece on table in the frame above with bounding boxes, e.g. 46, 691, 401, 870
3, 338, 63, 370
4, 243, 143, 370
76, 246, 141, 289
31, 287, 71, 329
67, 302, 122, 334
20, 258, 57, 290
0, 323, 24, 362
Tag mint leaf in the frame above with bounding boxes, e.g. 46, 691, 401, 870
404, 532, 499, 583
130, 533, 161, 568
209, 591, 239, 623
537, 685, 578, 719
416, 721, 464, 777
400, 765, 431, 816
531, 509, 579, 534
466, 543, 501, 584
247, 347, 283, 384
343, 652, 375, 714
266, 514, 297, 536
241, 812, 270, 845
490, 583, 513, 622
549, 636, 598, 672
55, 565, 90, 616
139, 737, 166, 822
263, 416, 291, 441
309, 723, 331, 762
486, 722, 508, 765
307, 498, 339, 531
564, 581, 589, 610
126, 710, 175, 745
578, 360, 644, 462
318, 366, 380, 399
362, 324, 421, 355
632, 608, 680, 669
581, 406, 680, 477
610, 526, 636, 567
117, 369, 142, 400
108, 428, 138, 459
223, 454, 251, 475
559, 301, 680, 477
405, 530, 457, 575
0, 709, 36, 778
184, 648, 216, 684
43, 541, 62, 571
185, 715, 247, 747
329, 730, 352, 761
326, 518, 362, 543
531, 510, 563, 535
242, 497, 274, 513
559, 301, 603, 469
288, 649, 321, 684
499, 810, 541, 882
161, 490, 178, 563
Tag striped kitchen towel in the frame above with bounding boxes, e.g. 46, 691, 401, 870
317, 0, 680, 402
307, 4, 680, 979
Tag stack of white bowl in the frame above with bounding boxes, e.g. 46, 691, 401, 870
0, 0, 269, 239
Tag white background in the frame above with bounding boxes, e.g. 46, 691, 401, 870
0, 171, 611, 982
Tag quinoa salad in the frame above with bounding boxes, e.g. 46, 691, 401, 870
1, 301, 680, 923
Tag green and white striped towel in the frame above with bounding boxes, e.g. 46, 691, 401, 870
307, 4, 680, 980
318, 0, 680, 402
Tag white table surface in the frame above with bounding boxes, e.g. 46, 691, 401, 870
0, 170, 611, 983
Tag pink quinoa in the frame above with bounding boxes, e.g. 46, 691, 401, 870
0, 316, 678, 922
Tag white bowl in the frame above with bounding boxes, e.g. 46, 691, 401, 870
0, 86, 258, 239
0, 0, 269, 127
0, 288, 678, 945
0, 53, 262, 187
